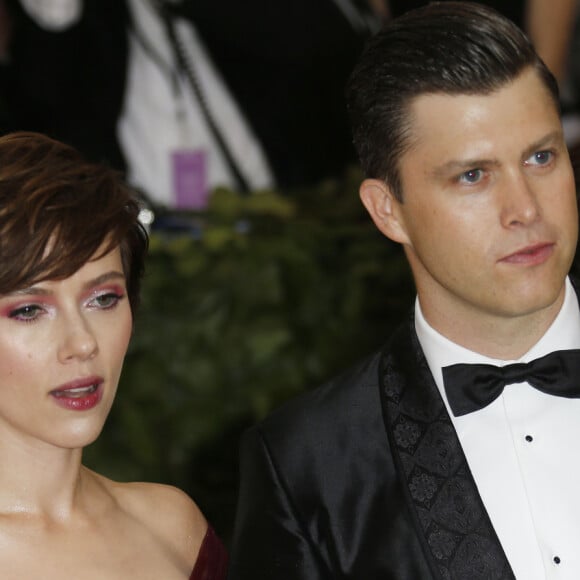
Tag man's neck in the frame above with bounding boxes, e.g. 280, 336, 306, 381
418, 283, 568, 361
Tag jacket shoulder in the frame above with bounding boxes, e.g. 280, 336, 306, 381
259, 349, 383, 440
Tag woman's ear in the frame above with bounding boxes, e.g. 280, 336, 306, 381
359, 178, 410, 245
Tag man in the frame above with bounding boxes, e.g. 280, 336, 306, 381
229, 3, 580, 579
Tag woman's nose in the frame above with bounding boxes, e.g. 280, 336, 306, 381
57, 315, 99, 363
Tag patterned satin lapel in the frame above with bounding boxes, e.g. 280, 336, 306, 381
378, 314, 515, 580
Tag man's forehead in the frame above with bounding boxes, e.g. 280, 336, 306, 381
412, 67, 555, 110
404, 71, 559, 141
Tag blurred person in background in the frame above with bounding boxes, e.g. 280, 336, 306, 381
0, 0, 379, 208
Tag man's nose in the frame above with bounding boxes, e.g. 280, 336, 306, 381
499, 170, 541, 228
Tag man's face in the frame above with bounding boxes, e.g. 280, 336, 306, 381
366, 68, 578, 345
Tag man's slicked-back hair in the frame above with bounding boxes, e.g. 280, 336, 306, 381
0, 131, 149, 311
346, 1, 559, 200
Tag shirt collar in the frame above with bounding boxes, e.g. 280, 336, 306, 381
415, 277, 580, 398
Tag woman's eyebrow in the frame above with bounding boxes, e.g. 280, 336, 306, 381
81, 271, 126, 292
7, 271, 126, 297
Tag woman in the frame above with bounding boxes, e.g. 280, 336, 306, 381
0, 131, 227, 579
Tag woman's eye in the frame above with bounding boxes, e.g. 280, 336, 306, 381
9, 304, 43, 321
458, 168, 483, 184
90, 292, 124, 309
527, 150, 553, 166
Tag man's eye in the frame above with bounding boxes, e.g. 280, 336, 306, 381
458, 169, 483, 184
528, 150, 553, 166
9, 304, 43, 321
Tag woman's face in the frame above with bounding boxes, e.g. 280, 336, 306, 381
0, 246, 132, 451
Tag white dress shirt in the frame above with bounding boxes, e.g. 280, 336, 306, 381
119, 0, 274, 206
415, 277, 580, 579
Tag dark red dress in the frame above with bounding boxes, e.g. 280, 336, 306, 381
189, 526, 228, 580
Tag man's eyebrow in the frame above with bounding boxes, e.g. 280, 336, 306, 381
431, 130, 565, 179
10, 271, 126, 297
520, 130, 564, 161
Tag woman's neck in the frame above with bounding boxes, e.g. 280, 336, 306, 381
0, 435, 86, 521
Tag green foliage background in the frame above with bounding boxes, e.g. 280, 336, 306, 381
83, 170, 415, 543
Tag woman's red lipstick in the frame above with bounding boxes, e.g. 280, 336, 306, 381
50, 377, 103, 411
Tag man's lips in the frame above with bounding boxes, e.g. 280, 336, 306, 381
499, 242, 554, 265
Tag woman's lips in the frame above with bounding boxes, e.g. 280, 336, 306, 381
499, 243, 554, 265
50, 378, 103, 411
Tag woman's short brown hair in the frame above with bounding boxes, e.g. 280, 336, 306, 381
0, 131, 148, 310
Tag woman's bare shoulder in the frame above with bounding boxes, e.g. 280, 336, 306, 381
95, 473, 208, 567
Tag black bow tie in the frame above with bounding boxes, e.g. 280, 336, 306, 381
442, 349, 580, 417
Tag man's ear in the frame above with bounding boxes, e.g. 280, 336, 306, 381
359, 178, 410, 245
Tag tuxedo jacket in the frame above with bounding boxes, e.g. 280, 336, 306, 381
228, 312, 515, 579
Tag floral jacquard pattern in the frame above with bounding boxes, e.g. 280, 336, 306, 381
409, 472, 438, 502
379, 316, 515, 580
393, 419, 421, 449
